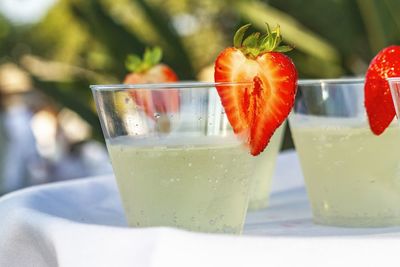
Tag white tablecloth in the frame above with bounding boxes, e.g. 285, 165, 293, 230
1, 151, 400, 267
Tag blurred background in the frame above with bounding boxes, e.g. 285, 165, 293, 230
0, 0, 399, 194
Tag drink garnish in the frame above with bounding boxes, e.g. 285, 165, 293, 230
124, 47, 179, 121
214, 24, 298, 156
365, 45, 400, 135
124, 47, 178, 83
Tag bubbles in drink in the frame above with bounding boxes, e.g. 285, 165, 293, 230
106, 134, 254, 233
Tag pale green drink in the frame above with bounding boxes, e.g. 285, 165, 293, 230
291, 116, 400, 227
107, 135, 254, 234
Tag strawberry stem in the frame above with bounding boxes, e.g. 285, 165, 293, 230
233, 24, 293, 58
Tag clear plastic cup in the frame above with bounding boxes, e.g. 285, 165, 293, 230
248, 123, 285, 211
289, 78, 400, 227
388, 77, 400, 117
91, 82, 256, 234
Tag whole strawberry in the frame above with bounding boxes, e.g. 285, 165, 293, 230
214, 24, 298, 156
365, 45, 400, 135
124, 47, 179, 118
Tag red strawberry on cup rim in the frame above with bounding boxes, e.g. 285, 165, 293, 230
214, 24, 298, 156
124, 47, 179, 119
365, 45, 400, 135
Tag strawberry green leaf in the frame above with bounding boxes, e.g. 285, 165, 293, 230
234, 24, 251, 48
125, 46, 165, 73
125, 55, 142, 72
258, 34, 268, 47
265, 23, 272, 36
143, 47, 153, 65
260, 34, 274, 51
150, 46, 163, 65
274, 45, 293, 53
243, 32, 260, 48
271, 26, 282, 50
234, 23, 292, 57
247, 47, 261, 58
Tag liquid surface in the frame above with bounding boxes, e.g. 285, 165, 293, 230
107, 135, 254, 234
290, 115, 400, 227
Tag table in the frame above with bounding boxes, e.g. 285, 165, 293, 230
1, 151, 399, 267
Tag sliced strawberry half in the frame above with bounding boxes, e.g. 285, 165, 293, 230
365, 45, 400, 135
215, 24, 297, 156
123, 47, 179, 119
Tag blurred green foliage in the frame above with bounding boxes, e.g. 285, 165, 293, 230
1, 0, 400, 145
